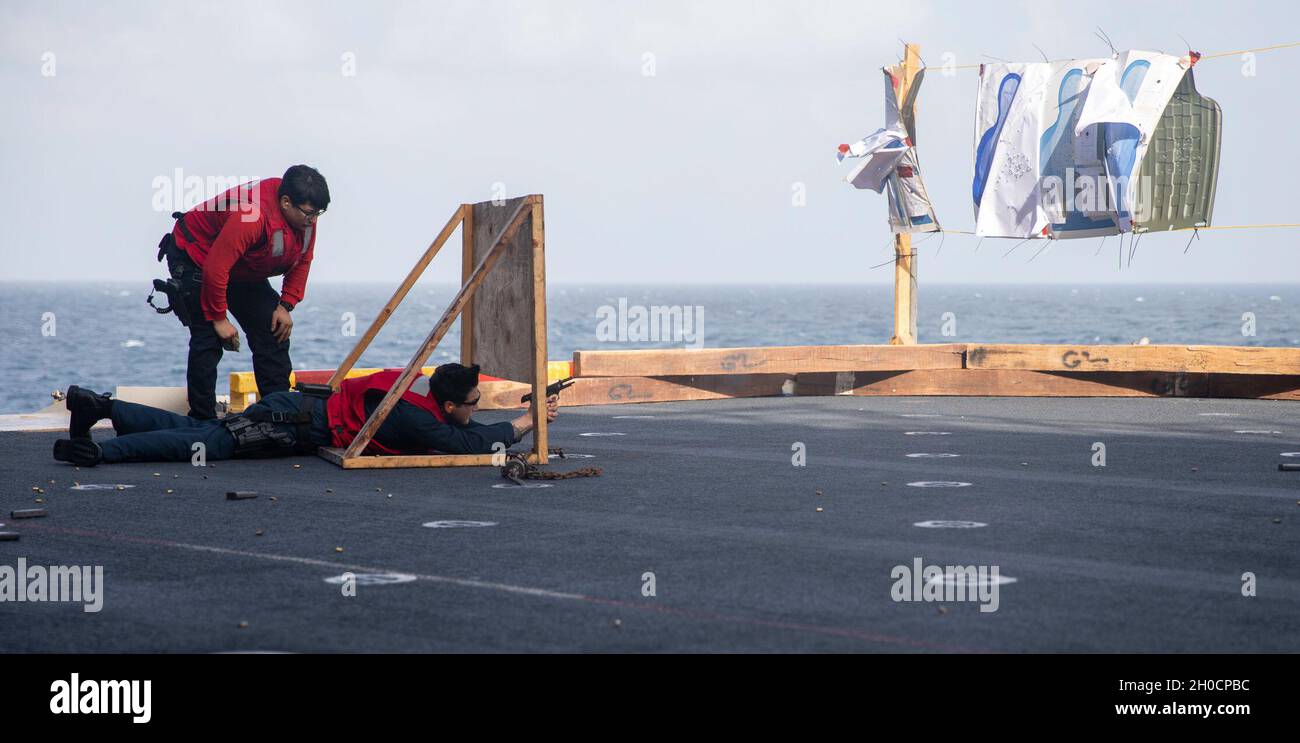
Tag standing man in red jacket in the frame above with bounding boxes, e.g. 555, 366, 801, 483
153, 165, 329, 419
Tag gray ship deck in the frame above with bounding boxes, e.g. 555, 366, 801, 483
2, 395, 1297, 653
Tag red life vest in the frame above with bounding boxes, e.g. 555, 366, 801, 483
325, 369, 448, 455
171, 177, 315, 282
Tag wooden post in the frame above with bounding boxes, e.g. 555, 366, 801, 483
888, 43, 921, 346
529, 196, 548, 456
459, 203, 475, 365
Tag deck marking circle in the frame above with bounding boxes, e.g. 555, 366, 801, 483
71, 484, 135, 491
906, 453, 961, 458
904, 431, 951, 436
926, 573, 1017, 587
1280, 452, 1300, 458
907, 481, 972, 488
914, 520, 987, 528
1199, 413, 1239, 417
549, 452, 596, 459
611, 415, 656, 419
490, 483, 553, 489
323, 573, 416, 586
899, 414, 943, 418
1234, 430, 1282, 435
423, 520, 500, 528
579, 432, 625, 437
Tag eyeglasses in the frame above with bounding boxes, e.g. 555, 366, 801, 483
457, 395, 481, 408
291, 203, 325, 220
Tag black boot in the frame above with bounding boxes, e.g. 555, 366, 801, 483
65, 385, 114, 439
53, 438, 103, 466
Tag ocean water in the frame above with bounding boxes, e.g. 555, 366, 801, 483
1, 281, 1297, 414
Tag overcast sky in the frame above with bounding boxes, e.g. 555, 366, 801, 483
2, 0, 1297, 285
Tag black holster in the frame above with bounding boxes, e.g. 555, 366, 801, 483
147, 219, 202, 327
223, 392, 320, 457
221, 416, 299, 458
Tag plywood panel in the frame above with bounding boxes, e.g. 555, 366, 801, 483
468, 196, 536, 383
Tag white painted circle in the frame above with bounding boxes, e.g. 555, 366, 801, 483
323, 573, 416, 586
906, 453, 961, 458
914, 520, 987, 528
612, 415, 656, 419
423, 520, 499, 528
70, 483, 134, 491
899, 414, 943, 418
907, 481, 972, 488
1280, 452, 1300, 458
926, 573, 1017, 587
548, 453, 595, 459
579, 432, 625, 437
1199, 413, 1239, 417
1234, 430, 1282, 435
490, 483, 553, 489
904, 431, 951, 436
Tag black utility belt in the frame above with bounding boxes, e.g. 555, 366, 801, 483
295, 382, 333, 400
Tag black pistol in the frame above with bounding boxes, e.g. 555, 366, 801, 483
521, 377, 575, 404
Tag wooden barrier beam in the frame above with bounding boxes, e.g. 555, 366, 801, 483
795, 369, 1300, 400
318, 448, 544, 470
478, 369, 1300, 406
1205, 373, 1300, 400
573, 343, 965, 378
797, 369, 1198, 397
966, 344, 1300, 376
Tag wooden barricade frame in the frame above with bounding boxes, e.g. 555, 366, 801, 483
317, 194, 548, 469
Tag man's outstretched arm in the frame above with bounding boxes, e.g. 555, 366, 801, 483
508, 395, 559, 442
364, 394, 517, 455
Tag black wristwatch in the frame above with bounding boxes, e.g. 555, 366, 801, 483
278, 300, 294, 312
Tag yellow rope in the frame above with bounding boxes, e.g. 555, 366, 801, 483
1200, 41, 1300, 59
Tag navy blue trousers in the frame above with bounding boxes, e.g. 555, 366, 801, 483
99, 391, 329, 464
166, 244, 293, 420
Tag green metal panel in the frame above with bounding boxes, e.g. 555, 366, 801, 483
1135, 68, 1222, 232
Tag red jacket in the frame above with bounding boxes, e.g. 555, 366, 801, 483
171, 177, 316, 321
326, 370, 448, 455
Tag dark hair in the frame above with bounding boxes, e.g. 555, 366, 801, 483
430, 363, 480, 405
278, 165, 330, 210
